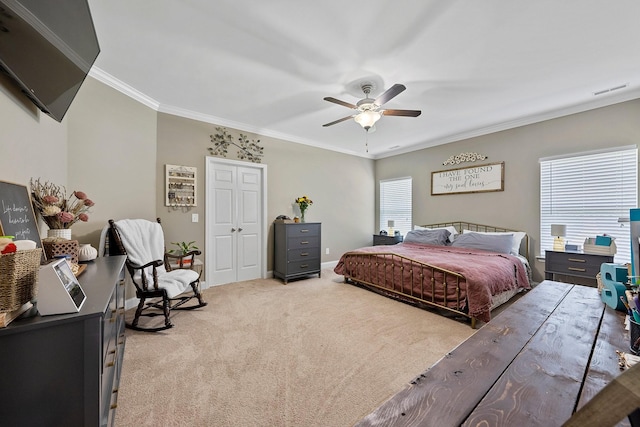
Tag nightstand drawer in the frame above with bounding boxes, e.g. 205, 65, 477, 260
373, 234, 403, 246
545, 250, 613, 285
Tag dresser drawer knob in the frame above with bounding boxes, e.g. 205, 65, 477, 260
568, 258, 586, 263
300, 252, 309, 256
300, 229, 309, 233
568, 267, 587, 272
300, 264, 308, 269
300, 241, 309, 245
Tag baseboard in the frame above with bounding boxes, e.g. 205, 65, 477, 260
322, 260, 338, 270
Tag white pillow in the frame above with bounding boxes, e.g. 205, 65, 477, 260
414, 225, 458, 242
463, 229, 526, 256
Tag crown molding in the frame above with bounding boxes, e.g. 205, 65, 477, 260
89, 66, 640, 161
88, 67, 160, 110
374, 88, 640, 159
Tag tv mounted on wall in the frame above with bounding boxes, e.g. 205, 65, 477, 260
0, 0, 100, 122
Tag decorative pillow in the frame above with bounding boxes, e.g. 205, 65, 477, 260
414, 225, 458, 242
463, 229, 526, 256
404, 229, 451, 246
451, 232, 513, 254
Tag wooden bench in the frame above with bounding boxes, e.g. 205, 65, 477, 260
355, 280, 631, 426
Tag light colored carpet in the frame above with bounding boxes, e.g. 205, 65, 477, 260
115, 268, 475, 427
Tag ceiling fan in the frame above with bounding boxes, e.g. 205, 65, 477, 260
322, 83, 421, 131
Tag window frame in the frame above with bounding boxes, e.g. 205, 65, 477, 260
539, 145, 638, 263
379, 177, 412, 237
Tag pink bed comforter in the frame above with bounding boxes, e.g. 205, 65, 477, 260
334, 242, 531, 322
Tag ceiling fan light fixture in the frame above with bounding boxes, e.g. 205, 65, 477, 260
354, 110, 381, 130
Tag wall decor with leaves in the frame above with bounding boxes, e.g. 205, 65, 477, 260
208, 127, 264, 163
442, 152, 487, 166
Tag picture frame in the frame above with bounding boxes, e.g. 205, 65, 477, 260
431, 161, 504, 195
37, 258, 86, 315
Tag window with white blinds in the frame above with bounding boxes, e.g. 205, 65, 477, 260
380, 177, 412, 236
540, 146, 637, 262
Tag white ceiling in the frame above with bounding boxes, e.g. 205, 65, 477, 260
87, 0, 640, 159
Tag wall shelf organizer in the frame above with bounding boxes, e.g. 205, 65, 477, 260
165, 164, 197, 207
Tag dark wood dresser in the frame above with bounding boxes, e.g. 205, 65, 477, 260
545, 249, 613, 286
0, 256, 127, 427
274, 222, 321, 283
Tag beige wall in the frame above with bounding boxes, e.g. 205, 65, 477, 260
156, 113, 376, 271
3, 73, 640, 283
0, 76, 157, 249
0, 73, 67, 191
66, 78, 158, 246
376, 99, 640, 281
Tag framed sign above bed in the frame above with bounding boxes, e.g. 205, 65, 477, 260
431, 161, 504, 195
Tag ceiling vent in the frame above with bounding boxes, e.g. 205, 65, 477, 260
593, 83, 629, 96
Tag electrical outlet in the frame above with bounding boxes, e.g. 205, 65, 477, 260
325, 247, 330, 255
192, 213, 198, 223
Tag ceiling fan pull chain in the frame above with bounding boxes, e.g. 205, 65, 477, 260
365, 130, 369, 153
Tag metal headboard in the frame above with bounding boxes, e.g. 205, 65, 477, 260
419, 221, 529, 261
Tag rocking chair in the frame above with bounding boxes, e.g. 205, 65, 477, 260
108, 218, 207, 331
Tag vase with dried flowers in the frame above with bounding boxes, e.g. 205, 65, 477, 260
295, 195, 313, 223
30, 178, 95, 239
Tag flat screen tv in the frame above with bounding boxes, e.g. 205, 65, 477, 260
0, 0, 100, 122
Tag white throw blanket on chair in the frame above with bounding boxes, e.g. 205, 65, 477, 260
115, 219, 198, 298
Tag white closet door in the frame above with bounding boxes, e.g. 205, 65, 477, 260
206, 158, 266, 286
236, 166, 261, 281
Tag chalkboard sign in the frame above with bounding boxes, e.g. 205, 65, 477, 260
0, 180, 42, 248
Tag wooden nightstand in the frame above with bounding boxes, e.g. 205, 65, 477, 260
544, 250, 614, 286
373, 234, 403, 246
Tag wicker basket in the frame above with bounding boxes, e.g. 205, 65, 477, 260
0, 248, 43, 313
43, 240, 79, 265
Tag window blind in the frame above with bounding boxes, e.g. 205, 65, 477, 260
540, 146, 637, 262
380, 177, 412, 236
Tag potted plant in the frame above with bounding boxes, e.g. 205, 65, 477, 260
169, 241, 199, 264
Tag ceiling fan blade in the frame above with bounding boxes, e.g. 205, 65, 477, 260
322, 115, 354, 127
323, 97, 357, 109
382, 109, 422, 117
374, 84, 406, 106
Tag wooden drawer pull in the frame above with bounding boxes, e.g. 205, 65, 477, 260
568, 267, 587, 272
300, 264, 308, 269
568, 258, 586, 263
300, 241, 309, 245
300, 252, 309, 256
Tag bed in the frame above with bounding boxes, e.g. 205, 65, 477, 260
333, 221, 532, 328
